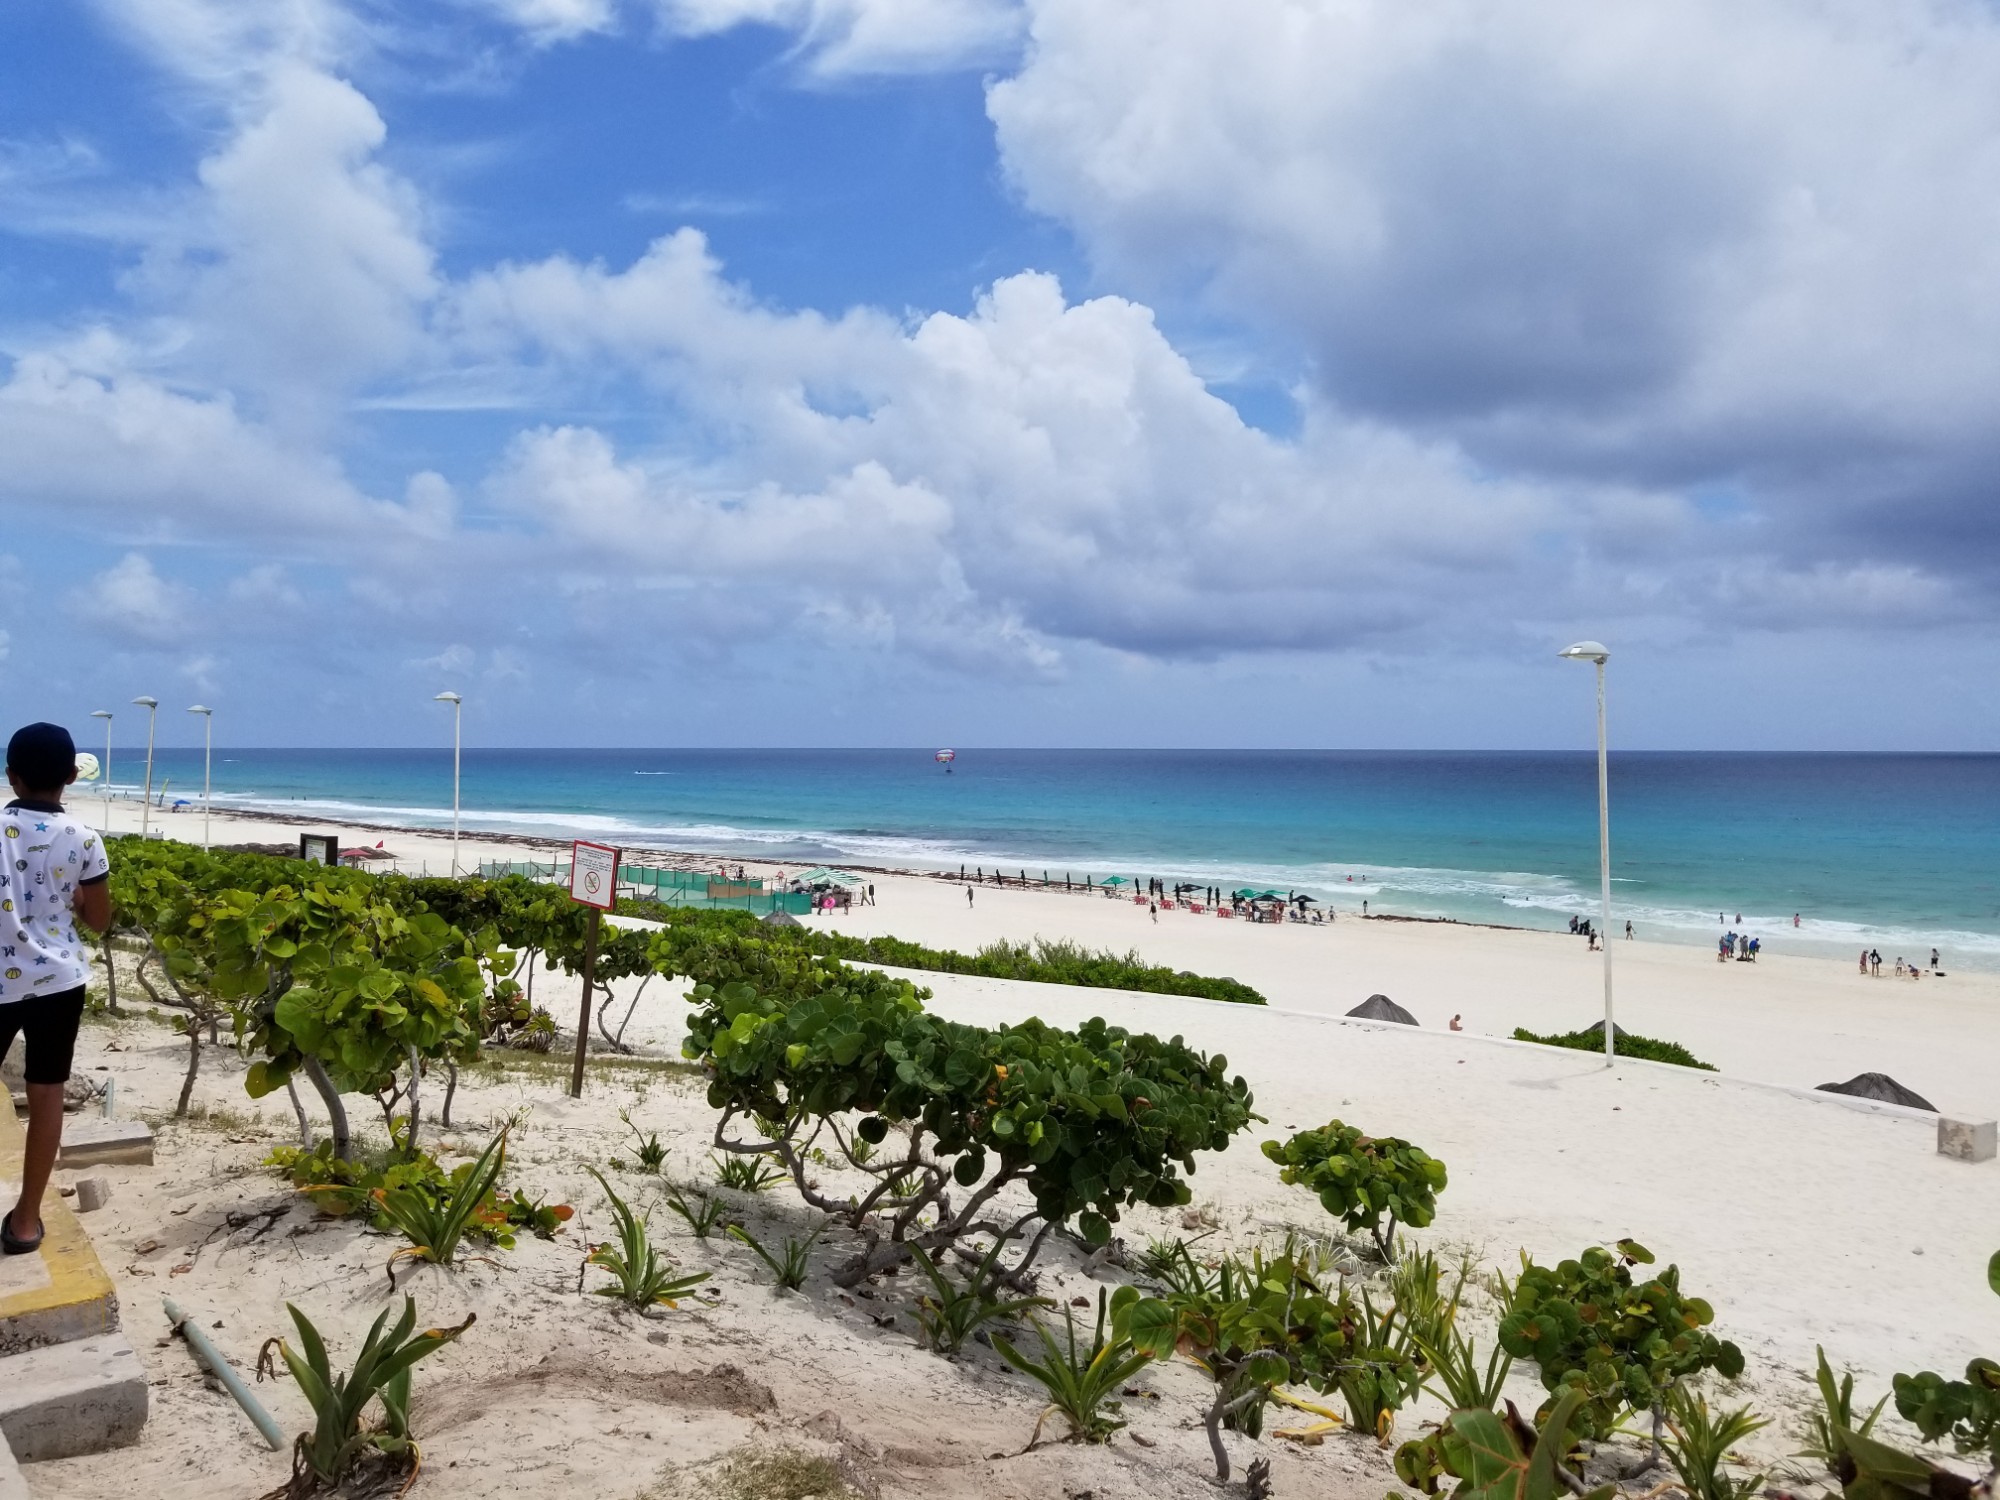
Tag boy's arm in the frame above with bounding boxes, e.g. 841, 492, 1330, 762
73, 879, 110, 936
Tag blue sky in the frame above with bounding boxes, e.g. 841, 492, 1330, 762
3, 0, 1998, 754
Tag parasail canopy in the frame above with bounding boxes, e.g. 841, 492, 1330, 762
934, 748, 956, 763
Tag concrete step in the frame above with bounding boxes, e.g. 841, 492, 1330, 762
0, 1331, 147, 1462
0, 1440, 28, 1500
55, 1117, 154, 1170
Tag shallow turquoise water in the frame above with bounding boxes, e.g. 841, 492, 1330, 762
97, 748, 2000, 969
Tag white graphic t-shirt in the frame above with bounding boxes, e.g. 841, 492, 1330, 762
0, 800, 109, 1004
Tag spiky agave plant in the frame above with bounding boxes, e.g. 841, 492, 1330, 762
371, 1129, 510, 1285
584, 1168, 711, 1310
257, 1297, 475, 1498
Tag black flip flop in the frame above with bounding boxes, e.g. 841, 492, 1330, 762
1, 1210, 43, 1256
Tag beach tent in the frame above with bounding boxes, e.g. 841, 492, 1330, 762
1102, 876, 1129, 886
794, 867, 864, 888
761, 909, 804, 928
1815, 1072, 1936, 1111
1574, 1019, 1630, 1043
1346, 994, 1418, 1026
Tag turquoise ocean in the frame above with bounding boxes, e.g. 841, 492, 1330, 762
91, 749, 2000, 971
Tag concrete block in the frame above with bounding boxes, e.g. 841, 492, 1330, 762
0, 1331, 147, 1461
1939, 1117, 1998, 1163
56, 1118, 154, 1170
0, 1438, 27, 1500
73, 1178, 109, 1214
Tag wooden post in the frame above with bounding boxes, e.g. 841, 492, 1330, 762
570, 906, 599, 1099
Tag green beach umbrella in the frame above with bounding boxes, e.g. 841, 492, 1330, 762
1102, 875, 1129, 886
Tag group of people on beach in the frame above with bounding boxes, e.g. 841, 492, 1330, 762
1861, 948, 1943, 979
1719, 931, 1760, 962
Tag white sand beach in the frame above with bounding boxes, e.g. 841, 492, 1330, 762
32, 801, 2000, 1499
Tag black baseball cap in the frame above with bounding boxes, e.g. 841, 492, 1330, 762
7, 723, 77, 790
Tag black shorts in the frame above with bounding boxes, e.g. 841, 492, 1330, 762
0, 986, 87, 1086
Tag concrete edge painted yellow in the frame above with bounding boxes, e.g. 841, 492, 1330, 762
0, 1103, 119, 1343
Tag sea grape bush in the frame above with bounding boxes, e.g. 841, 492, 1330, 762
1512, 1026, 1716, 1072
1814, 1252, 2000, 1500
1497, 1239, 1743, 1441
1122, 1243, 1409, 1481
1262, 1119, 1448, 1262
109, 839, 507, 1155
620, 899, 1268, 1004
1889, 1250, 2000, 1467
1394, 1387, 1615, 1500
680, 952, 1256, 1295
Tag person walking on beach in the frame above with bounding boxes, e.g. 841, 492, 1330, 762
1931, 947, 1941, 972
1859, 950, 1869, 976
966, 886, 973, 908
0, 724, 110, 1254
1870, 948, 1881, 976
1625, 920, 1633, 940
1149, 901, 1158, 923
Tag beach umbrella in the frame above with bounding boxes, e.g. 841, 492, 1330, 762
1103, 875, 1129, 886
1346, 994, 1418, 1026
1815, 1072, 1935, 1111
1231, 887, 1260, 899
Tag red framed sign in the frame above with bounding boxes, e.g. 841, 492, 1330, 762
569, 840, 621, 910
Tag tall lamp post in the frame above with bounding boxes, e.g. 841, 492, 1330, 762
1558, 642, 1614, 1063
89, 710, 113, 831
132, 697, 159, 840
434, 692, 462, 877
187, 705, 213, 850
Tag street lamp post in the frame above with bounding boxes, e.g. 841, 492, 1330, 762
187, 706, 213, 849
89, 711, 112, 831
1558, 642, 1614, 1064
434, 692, 462, 877
132, 697, 159, 840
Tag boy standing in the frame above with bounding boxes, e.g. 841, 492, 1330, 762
0, 723, 110, 1254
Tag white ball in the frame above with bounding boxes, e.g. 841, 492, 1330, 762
74, 752, 100, 782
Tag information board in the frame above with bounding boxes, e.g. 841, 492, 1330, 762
570, 840, 620, 910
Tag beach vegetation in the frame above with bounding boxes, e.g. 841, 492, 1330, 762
1262, 1119, 1448, 1262
584, 1168, 711, 1310
267, 1135, 569, 1251
730, 1219, 826, 1291
618, 1108, 669, 1171
711, 1152, 787, 1193
1660, 1387, 1771, 1500
1124, 1242, 1397, 1480
694, 1445, 861, 1500
662, 1181, 733, 1238
677, 948, 1256, 1301
255, 1296, 475, 1499
1886, 1249, 2000, 1468
1497, 1239, 1744, 1447
1335, 1284, 1426, 1439
1393, 1386, 1614, 1500
1798, 1347, 1888, 1473
991, 1286, 1152, 1445
906, 1240, 1049, 1355
369, 1129, 512, 1280
626, 902, 1268, 1004
1511, 1026, 1716, 1071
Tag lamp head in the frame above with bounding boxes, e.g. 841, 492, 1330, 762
132, 695, 158, 709
1558, 641, 1609, 664
187, 705, 211, 716
90, 710, 113, 721
434, 691, 462, 705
